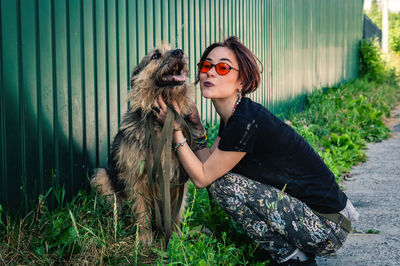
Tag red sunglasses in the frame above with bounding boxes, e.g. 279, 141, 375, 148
197, 61, 238, 75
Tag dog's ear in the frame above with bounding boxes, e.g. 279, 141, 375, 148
130, 56, 152, 87
130, 63, 144, 87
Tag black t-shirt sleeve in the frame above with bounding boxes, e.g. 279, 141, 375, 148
218, 116, 258, 153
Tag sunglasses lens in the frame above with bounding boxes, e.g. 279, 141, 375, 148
198, 61, 233, 75
215, 63, 230, 75
199, 61, 212, 73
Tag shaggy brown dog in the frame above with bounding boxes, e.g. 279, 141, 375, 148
91, 43, 195, 244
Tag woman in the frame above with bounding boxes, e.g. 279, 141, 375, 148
153, 36, 358, 265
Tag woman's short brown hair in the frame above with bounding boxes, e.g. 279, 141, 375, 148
195, 36, 263, 95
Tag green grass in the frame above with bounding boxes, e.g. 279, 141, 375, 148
288, 77, 399, 181
1, 40, 400, 265
0, 180, 268, 265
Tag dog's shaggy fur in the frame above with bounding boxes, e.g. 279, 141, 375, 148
91, 44, 195, 244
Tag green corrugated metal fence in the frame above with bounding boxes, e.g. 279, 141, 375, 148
0, 0, 364, 211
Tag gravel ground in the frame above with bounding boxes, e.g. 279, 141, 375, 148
316, 107, 400, 266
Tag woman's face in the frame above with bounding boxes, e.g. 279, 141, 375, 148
199, 46, 242, 100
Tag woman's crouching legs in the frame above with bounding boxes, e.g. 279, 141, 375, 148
209, 172, 348, 263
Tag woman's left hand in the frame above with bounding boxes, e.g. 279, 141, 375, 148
152, 95, 181, 128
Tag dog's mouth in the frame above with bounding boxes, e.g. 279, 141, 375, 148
157, 62, 186, 87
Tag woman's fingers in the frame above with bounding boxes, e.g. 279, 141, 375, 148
152, 106, 160, 114
187, 103, 203, 129
171, 100, 181, 115
152, 98, 164, 122
152, 99, 160, 112
154, 96, 181, 124
157, 95, 168, 113
152, 96, 183, 129
156, 95, 167, 123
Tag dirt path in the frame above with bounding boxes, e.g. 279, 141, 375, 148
316, 106, 400, 265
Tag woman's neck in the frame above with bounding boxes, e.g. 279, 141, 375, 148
212, 96, 241, 125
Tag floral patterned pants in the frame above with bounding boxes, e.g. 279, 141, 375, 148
209, 172, 348, 262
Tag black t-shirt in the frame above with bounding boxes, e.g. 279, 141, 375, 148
218, 97, 347, 213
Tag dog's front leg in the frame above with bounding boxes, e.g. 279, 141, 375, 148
133, 195, 153, 245
132, 178, 154, 245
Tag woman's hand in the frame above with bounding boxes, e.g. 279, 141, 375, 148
152, 96, 205, 136
185, 100, 206, 136
152, 95, 181, 129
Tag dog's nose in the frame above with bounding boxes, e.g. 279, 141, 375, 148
172, 49, 184, 58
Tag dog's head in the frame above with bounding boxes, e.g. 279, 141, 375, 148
127, 43, 192, 114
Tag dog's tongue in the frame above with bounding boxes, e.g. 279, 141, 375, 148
165, 74, 186, 82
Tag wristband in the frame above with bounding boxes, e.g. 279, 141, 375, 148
193, 133, 208, 144
193, 132, 208, 151
193, 132, 207, 139
174, 138, 187, 151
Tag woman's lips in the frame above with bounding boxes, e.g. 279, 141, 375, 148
203, 81, 214, 87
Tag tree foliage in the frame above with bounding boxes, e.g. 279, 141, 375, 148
366, 0, 400, 53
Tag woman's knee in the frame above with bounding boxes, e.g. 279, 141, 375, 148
208, 174, 234, 199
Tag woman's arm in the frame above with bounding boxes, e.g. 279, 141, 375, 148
193, 136, 220, 163
174, 130, 245, 188
154, 96, 244, 188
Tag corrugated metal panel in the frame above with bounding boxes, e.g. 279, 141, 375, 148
0, 0, 364, 210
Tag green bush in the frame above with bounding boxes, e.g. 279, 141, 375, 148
359, 39, 389, 82
289, 78, 398, 179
